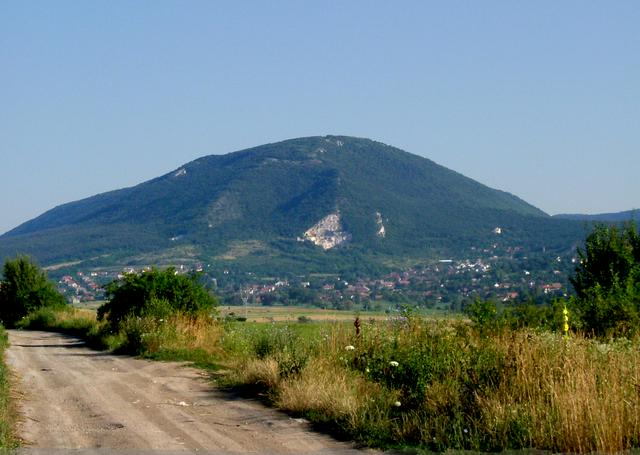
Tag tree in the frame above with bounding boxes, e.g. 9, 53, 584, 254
570, 223, 640, 336
0, 256, 66, 327
571, 223, 640, 298
97, 268, 217, 329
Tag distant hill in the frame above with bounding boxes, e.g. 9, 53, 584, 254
0, 136, 586, 276
553, 210, 638, 223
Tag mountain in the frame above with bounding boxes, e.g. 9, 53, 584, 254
553, 210, 639, 223
0, 136, 585, 276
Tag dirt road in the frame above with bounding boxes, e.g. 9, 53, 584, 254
6, 330, 372, 454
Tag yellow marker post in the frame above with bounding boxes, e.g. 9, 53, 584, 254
563, 305, 569, 339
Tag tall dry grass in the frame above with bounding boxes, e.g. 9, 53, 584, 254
20, 306, 224, 364
484, 331, 640, 452
115, 312, 223, 362
153, 312, 224, 357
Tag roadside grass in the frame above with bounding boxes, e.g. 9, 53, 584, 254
113, 312, 223, 370
222, 317, 640, 453
16, 306, 640, 452
18, 307, 224, 371
0, 325, 18, 450
17, 307, 108, 350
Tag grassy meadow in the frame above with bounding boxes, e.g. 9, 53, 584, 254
14, 304, 640, 453
219, 304, 392, 323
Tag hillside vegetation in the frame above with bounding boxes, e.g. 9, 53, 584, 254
554, 209, 639, 222
0, 136, 585, 277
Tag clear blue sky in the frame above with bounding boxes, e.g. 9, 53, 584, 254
1, 1, 638, 235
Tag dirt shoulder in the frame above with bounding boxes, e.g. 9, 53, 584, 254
6, 330, 372, 454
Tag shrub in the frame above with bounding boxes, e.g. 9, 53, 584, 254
570, 223, 640, 337
0, 256, 66, 327
97, 268, 217, 330
571, 222, 640, 299
573, 286, 640, 337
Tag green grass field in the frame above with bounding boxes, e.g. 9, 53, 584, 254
219, 305, 390, 323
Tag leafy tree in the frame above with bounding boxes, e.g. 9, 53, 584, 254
0, 256, 66, 327
97, 268, 217, 329
570, 223, 640, 336
571, 223, 640, 298
259, 293, 278, 306
287, 286, 316, 304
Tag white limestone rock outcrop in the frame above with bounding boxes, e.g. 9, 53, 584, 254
375, 211, 386, 238
303, 212, 351, 250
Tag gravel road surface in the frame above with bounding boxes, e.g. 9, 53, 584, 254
6, 330, 372, 454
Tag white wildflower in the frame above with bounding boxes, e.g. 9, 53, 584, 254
393, 401, 401, 407
389, 360, 399, 367
345, 345, 355, 351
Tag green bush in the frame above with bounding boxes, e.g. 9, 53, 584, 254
0, 256, 66, 327
570, 223, 640, 337
97, 268, 217, 330
574, 286, 640, 337
17, 306, 58, 330
571, 222, 640, 299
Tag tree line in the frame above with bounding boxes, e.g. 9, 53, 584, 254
1, 222, 639, 337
